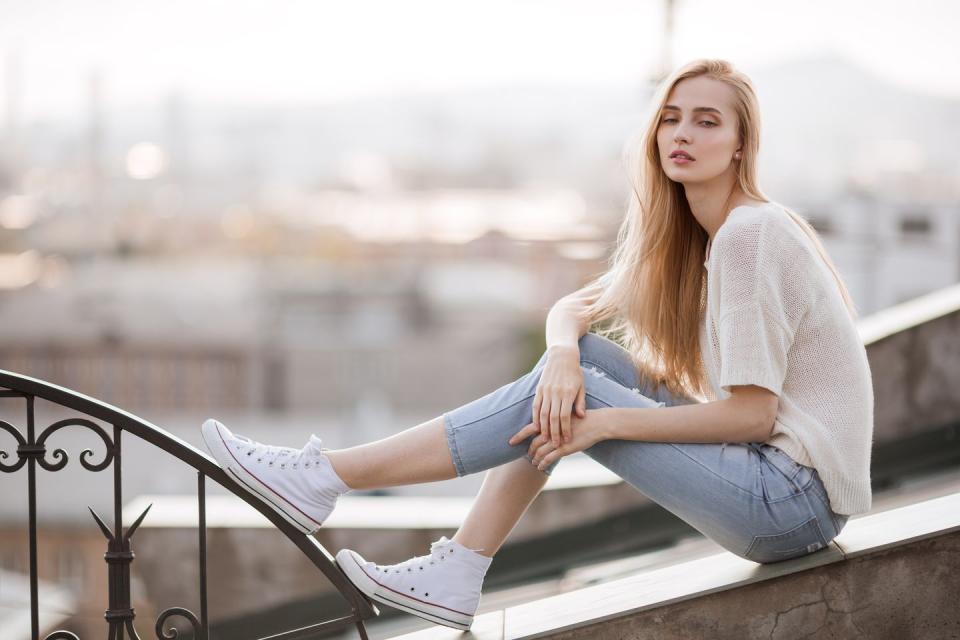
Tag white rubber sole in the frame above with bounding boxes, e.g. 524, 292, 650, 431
201, 418, 323, 535
335, 549, 474, 631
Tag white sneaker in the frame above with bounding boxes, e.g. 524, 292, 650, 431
335, 536, 492, 631
201, 418, 352, 534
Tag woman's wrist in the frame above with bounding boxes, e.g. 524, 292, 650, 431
546, 343, 579, 360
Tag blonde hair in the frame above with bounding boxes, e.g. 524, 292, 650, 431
579, 58, 858, 401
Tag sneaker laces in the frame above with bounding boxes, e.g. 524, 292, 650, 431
430, 536, 456, 556
373, 536, 489, 578
237, 433, 326, 467
374, 536, 462, 573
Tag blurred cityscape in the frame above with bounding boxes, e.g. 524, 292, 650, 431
2, 52, 958, 425
2, 37, 960, 638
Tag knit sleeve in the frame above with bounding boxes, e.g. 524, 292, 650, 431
713, 216, 806, 397
717, 301, 793, 396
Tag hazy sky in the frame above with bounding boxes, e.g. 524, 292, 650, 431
2, 0, 957, 121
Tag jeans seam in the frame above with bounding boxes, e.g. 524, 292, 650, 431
584, 390, 763, 501
442, 412, 468, 477
449, 391, 537, 431
795, 479, 828, 545
811, 512, 829, 547
807, 478, 833, 517
830, 511, 846, 535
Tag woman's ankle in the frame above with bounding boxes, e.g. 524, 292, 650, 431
452, 535, 497, 558
322, 450, 361, 491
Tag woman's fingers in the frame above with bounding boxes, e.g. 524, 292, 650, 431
550, 399, 561, 445
540, 395, 552, 443
558, 395, 571, 445
524, 377, 583, 455
532, 388, 542, 430
526, 431, 546, 458
509, 422, 539, 446
575, 386, 586, 418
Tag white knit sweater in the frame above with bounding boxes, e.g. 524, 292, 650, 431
700, 202, 874, 516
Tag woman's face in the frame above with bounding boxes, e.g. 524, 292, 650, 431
656, 76, 741, 184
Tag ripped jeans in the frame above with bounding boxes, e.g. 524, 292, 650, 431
442, 332, 850, 564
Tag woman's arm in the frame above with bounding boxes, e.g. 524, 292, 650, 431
545, 282, 775, 445
520, 397, 771, 472
544, 282, 602, 352
601, 398, 771, 444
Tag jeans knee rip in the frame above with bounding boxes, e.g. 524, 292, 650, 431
585, 366, 665, 407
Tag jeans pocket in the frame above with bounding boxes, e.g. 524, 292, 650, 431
744, 515, 828, 564
760, 444, 803, 477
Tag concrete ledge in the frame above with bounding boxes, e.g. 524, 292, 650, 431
123, 454, 626, 531
390, 491, 960, 639
120, 455, 647, 625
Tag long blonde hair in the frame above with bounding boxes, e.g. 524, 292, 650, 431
579, 58, 858, 401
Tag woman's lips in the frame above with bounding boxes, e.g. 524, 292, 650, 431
671, 156, 694, 164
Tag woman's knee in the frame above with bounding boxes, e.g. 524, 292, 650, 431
576, 332, 607, 359
577, 332, 632, 366
577, 333, 640, 388
530, 333, 622, 374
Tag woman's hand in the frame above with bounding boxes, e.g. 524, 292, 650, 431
530, 344, 586, 448
509, 408, 609, 471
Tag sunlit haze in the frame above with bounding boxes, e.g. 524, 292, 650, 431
2, 0, 959, 121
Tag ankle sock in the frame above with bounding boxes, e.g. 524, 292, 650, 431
303, 434, 353, 494
446, 537, 494, 571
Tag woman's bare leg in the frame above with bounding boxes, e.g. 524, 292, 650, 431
323, 416, 458, 489
452, 457, 549, 557
323, 415, 549, 558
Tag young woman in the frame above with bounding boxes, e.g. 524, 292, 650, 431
201, 58, 873, 631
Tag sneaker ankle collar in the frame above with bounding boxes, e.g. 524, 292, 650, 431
433, 537, 492, 571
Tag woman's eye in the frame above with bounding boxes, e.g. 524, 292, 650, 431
660, 118, 716, 127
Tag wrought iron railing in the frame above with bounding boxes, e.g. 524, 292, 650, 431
0, 368, 378, 639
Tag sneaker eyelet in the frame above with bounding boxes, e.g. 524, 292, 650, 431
425, 592, 429, 596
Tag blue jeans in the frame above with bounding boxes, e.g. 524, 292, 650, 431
442, 333, 850, 564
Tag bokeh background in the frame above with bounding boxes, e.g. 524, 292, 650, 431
2, 1, 959, 637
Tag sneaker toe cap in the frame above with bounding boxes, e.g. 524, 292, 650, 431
202, 418, 230, 441
336, 548, 365, 567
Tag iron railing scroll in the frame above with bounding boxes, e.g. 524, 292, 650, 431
0, 368, 378, 640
